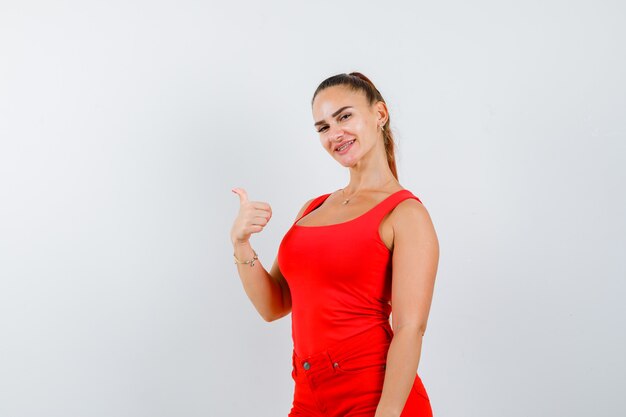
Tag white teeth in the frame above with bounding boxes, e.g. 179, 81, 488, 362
337, 140, 354, 151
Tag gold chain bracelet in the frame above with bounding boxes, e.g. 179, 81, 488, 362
233, 249, 258, 267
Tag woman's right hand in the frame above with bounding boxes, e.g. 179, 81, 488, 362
230, 187, 272, 245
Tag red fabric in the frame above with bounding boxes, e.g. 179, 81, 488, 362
278, 189, 422, 358
288, 324, 432, 417
278, 189, 432, 416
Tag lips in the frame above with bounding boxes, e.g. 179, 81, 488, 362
334, 139, 355, 152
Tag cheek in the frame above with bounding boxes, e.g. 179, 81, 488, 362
320, 136, 328, 147
358, 121, 376, 139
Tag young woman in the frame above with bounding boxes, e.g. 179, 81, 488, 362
231, 72, 439, 417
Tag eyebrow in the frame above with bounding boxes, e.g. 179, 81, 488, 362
314, 106, 353, 127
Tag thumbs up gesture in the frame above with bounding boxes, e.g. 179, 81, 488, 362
230, 188, 273, 245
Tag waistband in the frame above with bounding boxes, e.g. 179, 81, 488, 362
292, 324, 394, 376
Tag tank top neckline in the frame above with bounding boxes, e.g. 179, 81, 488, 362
293, 189, 411, 229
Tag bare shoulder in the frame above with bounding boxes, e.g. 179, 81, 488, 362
389, 196, 436, 234
379, 193, 434, 251
391, 197, 429, 220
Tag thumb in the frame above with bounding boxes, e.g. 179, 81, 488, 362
231, 187, 249, 204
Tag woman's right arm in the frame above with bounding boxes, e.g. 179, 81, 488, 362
231, 188, 313, 322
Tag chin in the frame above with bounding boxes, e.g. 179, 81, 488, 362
336, 156, 358, 167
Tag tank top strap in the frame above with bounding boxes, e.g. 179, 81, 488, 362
294, 193, 332, 224
365, 189, 423, 226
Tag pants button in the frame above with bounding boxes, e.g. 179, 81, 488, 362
333, 362, 339, 368
303, 361, 310, 370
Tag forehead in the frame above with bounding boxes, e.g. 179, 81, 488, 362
312, 86, 368, 118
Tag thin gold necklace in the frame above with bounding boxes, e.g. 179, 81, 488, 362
341, 187, 359, 205
341, 178, 395, 205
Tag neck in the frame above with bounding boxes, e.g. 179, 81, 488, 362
343, 142, 397, 193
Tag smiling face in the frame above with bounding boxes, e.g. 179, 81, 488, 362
312, 85, 387, 168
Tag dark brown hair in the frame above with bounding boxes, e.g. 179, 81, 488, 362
311, 72, 398, 180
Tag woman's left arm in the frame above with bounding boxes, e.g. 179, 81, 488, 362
375, 199, 439, 417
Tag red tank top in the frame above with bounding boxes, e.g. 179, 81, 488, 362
277, 189, 423, 358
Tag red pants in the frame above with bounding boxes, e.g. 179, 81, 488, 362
288, 324, 433, 417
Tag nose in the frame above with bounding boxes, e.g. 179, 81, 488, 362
327, 124, 344, 142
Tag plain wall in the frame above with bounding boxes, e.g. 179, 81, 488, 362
1, 1, 624, 416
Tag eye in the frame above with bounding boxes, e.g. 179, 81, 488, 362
316, 114, 351, 133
